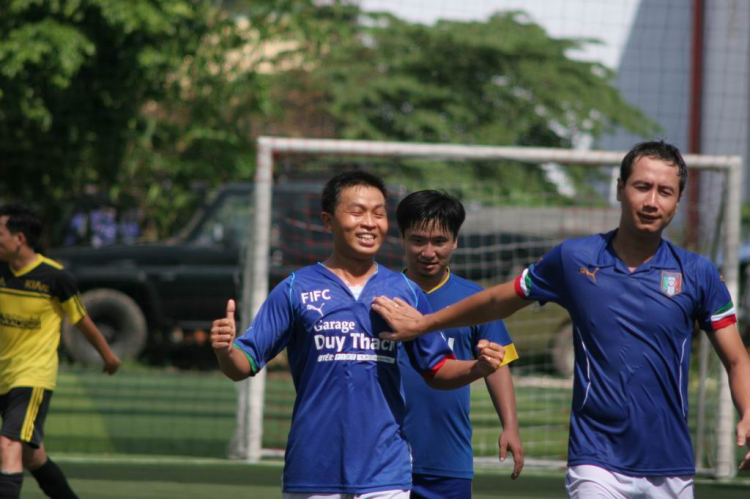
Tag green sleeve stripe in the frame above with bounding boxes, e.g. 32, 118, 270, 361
715, 301, 734, 314
236, 345, 259, 374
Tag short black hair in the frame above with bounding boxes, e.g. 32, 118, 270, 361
620, 141, 688, 195
321, 171, 388, 214
0, 204, 43, 249
396, 190, 466, 239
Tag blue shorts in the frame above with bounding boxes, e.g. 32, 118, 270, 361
411, 474, 472, 499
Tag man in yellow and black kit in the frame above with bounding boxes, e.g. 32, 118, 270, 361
0, 204, 121, 499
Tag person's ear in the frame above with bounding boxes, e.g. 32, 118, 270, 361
321, 212, 333, 231
14, 231, 27, 247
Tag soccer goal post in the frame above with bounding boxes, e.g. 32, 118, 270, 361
233, 136, 743, 479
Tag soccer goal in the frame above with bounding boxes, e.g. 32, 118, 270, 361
232, 136, 743, 479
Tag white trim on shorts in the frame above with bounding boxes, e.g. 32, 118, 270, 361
283, 490, 409, 499
565, 465, 694, 499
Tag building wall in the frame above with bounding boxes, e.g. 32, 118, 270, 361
701, 0, 750, 196
599, 0, 693, 153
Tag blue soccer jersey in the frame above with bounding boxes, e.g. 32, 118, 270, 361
399, 270, 519, 479
234, 263, 455, 494
514, 231, 736, 476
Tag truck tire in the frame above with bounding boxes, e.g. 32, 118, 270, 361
63, 289, 148, 364
551, 322, 574, 378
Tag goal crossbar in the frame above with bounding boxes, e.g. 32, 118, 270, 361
258, 136, 740, 169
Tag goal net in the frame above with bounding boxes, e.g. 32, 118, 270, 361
232, 137, 743, 478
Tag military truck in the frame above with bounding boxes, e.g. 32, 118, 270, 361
50, 183, 322, 364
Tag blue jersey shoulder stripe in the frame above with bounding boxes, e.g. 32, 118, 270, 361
400, 273, 419, 307
288, 273, 296, 320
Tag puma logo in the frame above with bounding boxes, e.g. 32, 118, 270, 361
580, 267, 599, 283
306, 303, 326, 317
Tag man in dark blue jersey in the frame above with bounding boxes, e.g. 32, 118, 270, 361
374, 141, 750, 498
396, 190, 524, 499
211, 172, 506, 498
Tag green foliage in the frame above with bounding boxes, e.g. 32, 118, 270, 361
0, 1, 210, 234
0, 0, 330, 238
1, 2, 659, 238
319, 12, 657, 143
281, 11, 659, 204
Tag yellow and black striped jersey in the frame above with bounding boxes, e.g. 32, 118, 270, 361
0, 254, 86, 393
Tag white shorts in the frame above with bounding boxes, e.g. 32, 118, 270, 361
283, 490, 409, 499
565, 465, 693, 499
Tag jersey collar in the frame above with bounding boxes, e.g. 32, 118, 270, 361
425, 268, 451, 294
10, 253, 44, 277
401, 267, 452, 294
314, 262, 381, 292
596, 230, 678, 274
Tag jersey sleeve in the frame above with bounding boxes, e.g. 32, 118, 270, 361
234, 277, 295, 373
473, 320, 519, 367
514, 243, 567, 306
402, 288, 456, 378
54, 270, 87, 325
696, 260, 737, 332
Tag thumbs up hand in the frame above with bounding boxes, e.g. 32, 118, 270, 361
211, 299, 237, 353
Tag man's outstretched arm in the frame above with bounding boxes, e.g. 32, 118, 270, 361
211, 299, 253, 381
374, 280, 531, 342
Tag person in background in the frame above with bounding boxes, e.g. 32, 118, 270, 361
0, 204, 121, 499
397, 190, 524, 499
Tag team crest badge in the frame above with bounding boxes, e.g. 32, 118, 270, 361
660, 271, 682, 297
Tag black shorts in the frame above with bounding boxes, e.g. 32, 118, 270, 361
0, 387, 53, 448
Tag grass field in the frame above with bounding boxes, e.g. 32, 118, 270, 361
18, 460, 750, 498
41, 357, 746, 496
47, 364, 576, 460
47, 363, 237, 457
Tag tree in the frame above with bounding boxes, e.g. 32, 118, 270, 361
0, 2, 659, 239
272, 11, 659, 203
2, 1, 213, 227
0, 0, 340, 239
